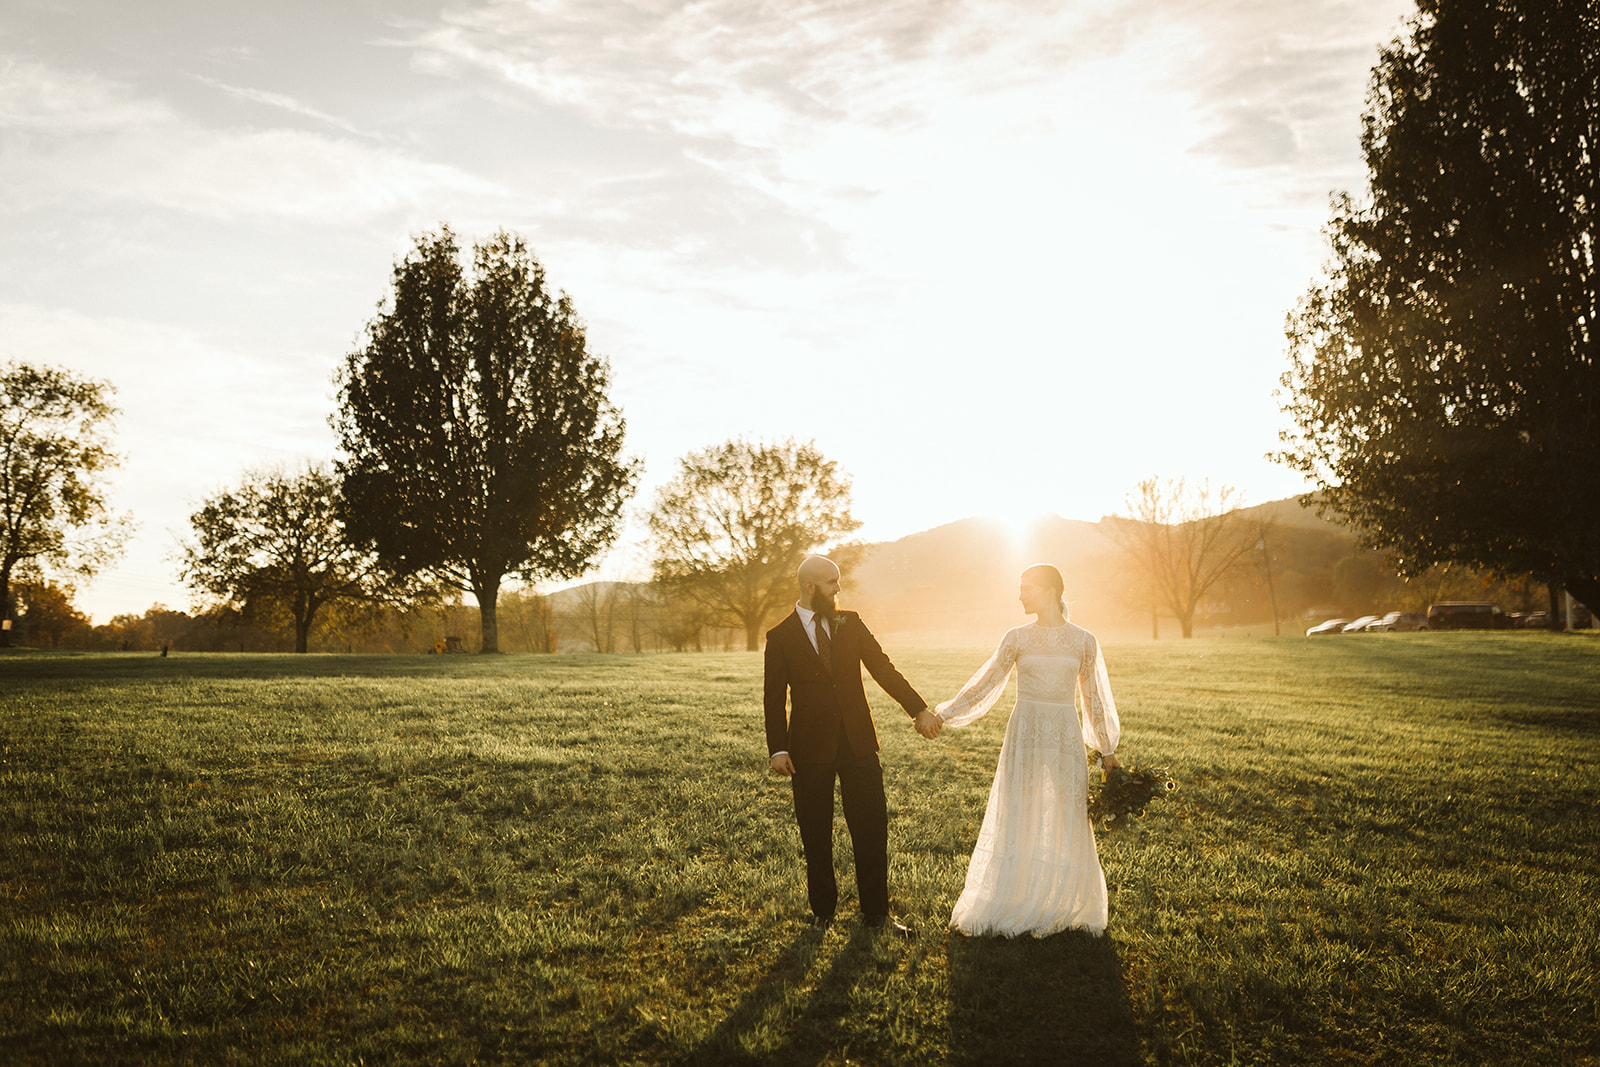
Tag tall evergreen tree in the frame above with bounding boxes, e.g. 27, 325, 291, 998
335, 228, 639, 652
1279, 0, 1599, 611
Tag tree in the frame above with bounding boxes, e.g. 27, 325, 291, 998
334, 227, 639, 653
497, 588, 556, 653
1278, 0, 1600, 612
181, 464, 404, 653
1105, 477, 1262, 638
97, 603, 201, 653
0, 362, 127, 646
648, 438, 861, 651
645, 581, 715, 651
571, 580, 622, 653
11, 580, 92, 648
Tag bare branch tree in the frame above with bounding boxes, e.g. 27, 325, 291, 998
1105, 477, 1262, 638
571, 580, 622, 653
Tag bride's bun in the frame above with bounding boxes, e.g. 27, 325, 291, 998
1021, 563, 1066, 614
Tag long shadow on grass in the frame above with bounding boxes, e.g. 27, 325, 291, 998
759, 924, 884, 1066
685, 923, 900, 1066
947, 930, 1139, 1066
682, 925, 828, 1065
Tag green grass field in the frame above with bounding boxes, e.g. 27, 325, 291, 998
3, 635, 1597, 1066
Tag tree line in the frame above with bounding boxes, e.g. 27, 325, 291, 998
3, 582, 761, 655
4, 0, 1596, 650
0, 227, 863, 654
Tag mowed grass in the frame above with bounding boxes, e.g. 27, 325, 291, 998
1, 635, 1597, 1066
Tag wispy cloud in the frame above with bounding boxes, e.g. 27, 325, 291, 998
408, 0, 1093, 141
397, 0, 1149, 278
406, 0, 1410, 213
1144, 0, 1414, 199
0, 54, 169, 130
0, 56, 502, 222
187, 72, 372, 138
122, 128, 502, 220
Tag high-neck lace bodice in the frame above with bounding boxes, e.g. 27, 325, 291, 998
935, 622, 1119, 756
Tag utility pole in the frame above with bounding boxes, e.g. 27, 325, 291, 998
1259, 536, 1281, 636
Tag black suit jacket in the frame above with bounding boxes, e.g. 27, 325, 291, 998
764, 609, 926, 763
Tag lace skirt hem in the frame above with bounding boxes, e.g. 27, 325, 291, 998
949, 915, 1108, 938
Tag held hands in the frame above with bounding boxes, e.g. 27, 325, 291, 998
772, 709, 942, 773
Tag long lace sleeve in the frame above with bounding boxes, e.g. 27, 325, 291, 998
1077, 631, 1120, 755
935, 629, 1020, 728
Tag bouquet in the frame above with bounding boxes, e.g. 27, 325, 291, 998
1086, 751, 1177, 830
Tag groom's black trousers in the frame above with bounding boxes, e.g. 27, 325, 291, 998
791, 745, 890, 922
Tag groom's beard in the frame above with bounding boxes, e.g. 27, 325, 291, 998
809, 590, 837, 620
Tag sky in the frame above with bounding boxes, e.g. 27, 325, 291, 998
1, 0, 1416, 623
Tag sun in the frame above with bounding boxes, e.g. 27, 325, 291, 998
986, 509, 1056, 557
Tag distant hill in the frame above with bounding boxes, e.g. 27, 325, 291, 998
536, 494, 1565, 651
548, 496, 1368, 649
833, 495, 1367, 644
1237, 494, 1346, 534
844, 514, 1126, 645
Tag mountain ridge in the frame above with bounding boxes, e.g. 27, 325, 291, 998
547, 495, 1348, 647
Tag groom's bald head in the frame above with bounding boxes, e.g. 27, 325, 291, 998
798, 555, 841, 616
797, 555, 840, 590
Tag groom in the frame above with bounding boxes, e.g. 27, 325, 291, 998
764, 554, 943, 931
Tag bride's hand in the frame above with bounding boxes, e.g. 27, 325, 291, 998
914, 708, 943, 739
1101, 752, 1120, 772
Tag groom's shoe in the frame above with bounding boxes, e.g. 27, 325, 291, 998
865, 915, 914, 938
808, 913, 834, 929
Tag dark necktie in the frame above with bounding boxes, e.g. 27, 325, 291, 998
815, 616, 833, 673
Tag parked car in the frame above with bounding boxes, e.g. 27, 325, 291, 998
1306, 618, 1351, 636
1426, 602, 1510, 630
1342, 615, 1385, 633
1373, 611, 1428, 631
1524, 604, 1596, 629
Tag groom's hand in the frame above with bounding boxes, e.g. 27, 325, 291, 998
770, 753, 796, 776
914, 708, 943, 739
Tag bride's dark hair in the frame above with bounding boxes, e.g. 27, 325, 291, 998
1022, 564, 1066, 614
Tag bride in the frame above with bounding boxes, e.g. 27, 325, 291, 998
930, 564, 1121, 937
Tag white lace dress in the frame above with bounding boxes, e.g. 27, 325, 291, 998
936, 620, 1121, 937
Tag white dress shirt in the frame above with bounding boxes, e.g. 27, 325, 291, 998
794, 599, 831, 653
